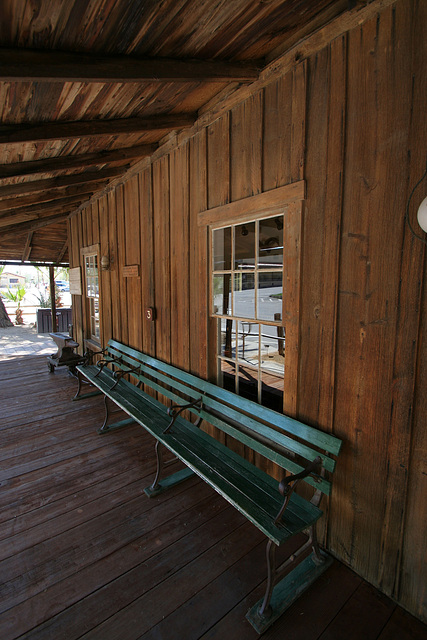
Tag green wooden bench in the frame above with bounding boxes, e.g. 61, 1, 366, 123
75, 339, 342, 634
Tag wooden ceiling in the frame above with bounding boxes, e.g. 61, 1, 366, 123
0, 0, 349, 266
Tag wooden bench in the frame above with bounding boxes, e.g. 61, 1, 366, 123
76, 339, 342, 634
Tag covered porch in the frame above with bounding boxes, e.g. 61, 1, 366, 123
1, 353, 425, 640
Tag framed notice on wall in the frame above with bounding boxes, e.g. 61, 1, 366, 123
69, 267, 82, 295
123, 265, 140, 277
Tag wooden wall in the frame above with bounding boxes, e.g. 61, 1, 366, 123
69, 0, 426, 622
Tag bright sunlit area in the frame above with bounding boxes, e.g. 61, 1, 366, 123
0, 264, 70, 327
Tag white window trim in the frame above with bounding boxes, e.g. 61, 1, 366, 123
198, 181, 305, 416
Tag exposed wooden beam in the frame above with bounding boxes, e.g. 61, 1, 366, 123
265, 0, 397, 63
22, 232, 33, 262
197, 0, 398, 121
0, 208, 81, 230
0, 114, 196, 145
0, 213, 70, 238
0, 49, 260, 83
264, 0, 348, 64
56, 240, 68, 264
102, 0, 398, 201
0, 193, 94, 226
0, 184, 105, 212
0, 168, 125, 199
0, 144, 157, 179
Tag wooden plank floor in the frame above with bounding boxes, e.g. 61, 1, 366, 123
0, 355, 425, 640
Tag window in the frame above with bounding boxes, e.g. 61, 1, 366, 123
81, 246, 100, 343
200, 181, 304, 416
212, 215, 285, 410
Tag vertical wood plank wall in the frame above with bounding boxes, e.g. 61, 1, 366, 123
69, 0, 426, 623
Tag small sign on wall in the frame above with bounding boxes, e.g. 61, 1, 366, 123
122, 265, 140, 277
145, 307, 156, 321
69, 267, 82, 295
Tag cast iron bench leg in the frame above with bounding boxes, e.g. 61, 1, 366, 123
98, 395, 135, 434
73, 370, 103, 401
144, 440, 194, 497
246, 527, 333, 634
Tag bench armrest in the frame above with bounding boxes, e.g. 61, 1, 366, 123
82, 346, 110, 366
94, 355, 123, 377
109, 364, 142, 390
274, 456, 322, 525
163, 398, 203, 434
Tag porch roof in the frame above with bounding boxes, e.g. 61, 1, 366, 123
0, 0, 381, 266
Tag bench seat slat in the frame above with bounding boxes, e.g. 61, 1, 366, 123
105, 347, 337, 473
80, 364, 332, 495
77, 365, 323, 545
198, 397, 336, 473
108, 340, 342, 456
109, 358, 336, 480
195, 408, 331, 495
172, 426, 323, 526
163, 431, 322, 545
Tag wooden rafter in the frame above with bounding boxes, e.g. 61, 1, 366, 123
0, 114, 196, 145
0, 213, 70, 237
0, 184, 106, 212
0, 144, 157, 180
22, 232, 33, 262
0, 193, 95, 225
56, 240, 69, 264
0, 49, 260, 83
0, 168, 125, 199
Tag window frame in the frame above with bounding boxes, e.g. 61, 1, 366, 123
199, 181, 305, 416
211, 214, 285, 408
81, 244, 101, 346
211, 215, 284, 323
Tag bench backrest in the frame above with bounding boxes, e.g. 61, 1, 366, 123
99, 339, 342, 495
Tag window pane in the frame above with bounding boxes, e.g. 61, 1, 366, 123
237, 364, 258, 403
213, 274, 231, 315
258, 216, 283, 268
260, 324, 285, 411
212, 215, 286, 410
85, 253, 99, 298
94, 298, 100, 338
234, 272, 255, 319
260, 325, 285, 372
237, 321, 258, 366
257, 272, 282, 321
213, 227, 232, 271
234, 222, 255, 270
219, 319, 236, 358
261, 370, 284, 411
219, 358, 236, 393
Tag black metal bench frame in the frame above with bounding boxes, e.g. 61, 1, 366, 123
75, 339, 342, 634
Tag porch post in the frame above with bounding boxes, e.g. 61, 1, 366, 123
49, 265, 58, 333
